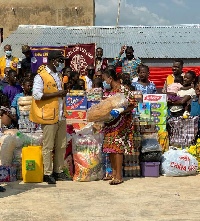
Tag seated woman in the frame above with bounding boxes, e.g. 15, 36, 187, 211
132, 64, 157, 94
168, 71, 196, 117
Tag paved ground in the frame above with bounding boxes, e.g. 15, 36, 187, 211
0, 174, 200, 221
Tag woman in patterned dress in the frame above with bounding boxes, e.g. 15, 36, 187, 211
102, 69, 137, 185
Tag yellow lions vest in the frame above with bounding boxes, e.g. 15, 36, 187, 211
29, 68, 64, 124
0, 56, 18, 77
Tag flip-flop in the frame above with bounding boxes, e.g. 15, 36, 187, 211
103, 175, 114, 181
109, 178, 124, 185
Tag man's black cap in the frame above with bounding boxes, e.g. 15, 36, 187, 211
48, 50, 68, 61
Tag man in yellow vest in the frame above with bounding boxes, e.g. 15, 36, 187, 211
162, 59, 185, 93
30, 50, 69, 184
0, 45, 20, 79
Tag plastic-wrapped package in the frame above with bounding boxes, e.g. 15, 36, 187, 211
0, 135, 16, 165
16, 132, 43, 147
12, 148, 22, 180
72, 133, 103, 181
141, 133, 162, 153
86, 88, 103, 101
140, 151, 162, 162
87, 93, 128, 122
161, 149, 198, 176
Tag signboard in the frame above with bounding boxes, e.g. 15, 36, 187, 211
65, 43, 95, 76
30, 46, 65, 74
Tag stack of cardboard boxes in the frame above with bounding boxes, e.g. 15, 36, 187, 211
66, 91, 88, 130
143, 94, 167, 133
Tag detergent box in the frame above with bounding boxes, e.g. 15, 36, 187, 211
66, 96, 87, 110
156, 124, 167, 133
66, 110, 87, 120
150, 102, 167, 110
151, 110, 168, 118
152, 117, 167, 125
138, 103, 151, 119
143, 94, 167, 103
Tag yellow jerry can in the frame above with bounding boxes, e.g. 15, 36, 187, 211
22, 146, 43, 183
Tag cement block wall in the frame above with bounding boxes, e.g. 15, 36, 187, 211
0, 0, 95, 38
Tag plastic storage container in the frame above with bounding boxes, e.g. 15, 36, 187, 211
140, 162, 160, 177
22, 146, 43, 183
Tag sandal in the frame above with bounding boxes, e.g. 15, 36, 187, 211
103, 175, 114, 181
109, 178, 124, 185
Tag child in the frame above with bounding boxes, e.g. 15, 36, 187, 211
73, 79, 86, 90
11, 79, 33, 119
132, 64, 157, 94
3, 69, 23, 103
168, 71, 196, 117
0, 94, 17, 130
167, 75, 183, 101
121, 73, 135, 91
92, 77, 103, 89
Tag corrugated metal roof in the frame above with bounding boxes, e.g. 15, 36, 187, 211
1, 25, 200, 59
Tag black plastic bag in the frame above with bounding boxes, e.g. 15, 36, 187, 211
140, 151, 162, 162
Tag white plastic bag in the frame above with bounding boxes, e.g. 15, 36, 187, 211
0, 135, 16, 165
161, 149, 198, 176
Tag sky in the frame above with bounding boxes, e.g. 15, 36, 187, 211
95, 0, 200, 26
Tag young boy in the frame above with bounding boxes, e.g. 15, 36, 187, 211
0, 94, 17, 130
11, 79, 33, 119
3, 69, 23, 103
92, 77, 103, 89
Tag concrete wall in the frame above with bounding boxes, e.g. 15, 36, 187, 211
0, 0, 95, 38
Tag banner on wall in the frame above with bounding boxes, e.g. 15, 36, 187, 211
30, 46, 65, 74
65, 43, 95, 76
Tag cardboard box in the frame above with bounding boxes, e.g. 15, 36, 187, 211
151, 110, 168, 118
87, 101, 100, 109
66, 120, 87, 130
66, 110, 87, 120
0, 165, 17, 182
138, 103, 151, 119
152, 117, 167, 125
150, 102, 167, 110
66, 96, 87, 110
156, 124, 167, 133
143, 94, 167, 103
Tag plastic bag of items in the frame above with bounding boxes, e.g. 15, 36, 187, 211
140, 151, 162, 162
141, 133, 162, 153
18, 96, 32, 112
0, 135, 16, 165
72, 129, 104, 182
16, 132, 43, 147
161, 148, 198, 176
87, 93, 128, 122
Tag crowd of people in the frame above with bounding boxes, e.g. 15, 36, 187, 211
0, 43, 200, 190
